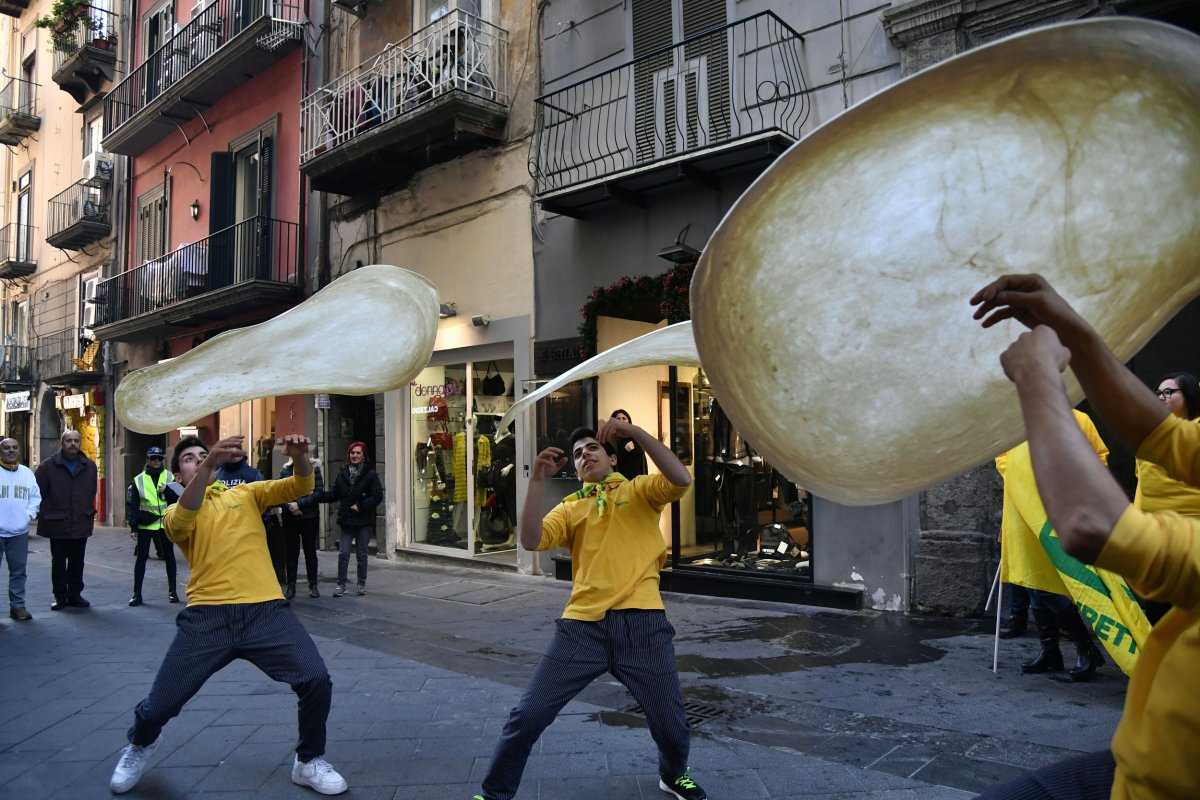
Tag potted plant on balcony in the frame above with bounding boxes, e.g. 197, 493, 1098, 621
35, 0, 103, 50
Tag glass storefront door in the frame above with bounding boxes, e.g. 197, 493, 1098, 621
409, 357, 517, 559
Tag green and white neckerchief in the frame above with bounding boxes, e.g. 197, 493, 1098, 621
565, 472, 627, 517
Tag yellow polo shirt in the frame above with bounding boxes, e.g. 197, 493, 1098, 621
165, 472, 315, 606
1095, 414, 1200, 798
538, 473, 687, 621
1134, 417, 1200, 518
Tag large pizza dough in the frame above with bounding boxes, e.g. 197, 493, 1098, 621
692, 19, 1200, 505
116, 265, 439, 434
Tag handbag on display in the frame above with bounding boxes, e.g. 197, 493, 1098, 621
429, 423, 453, 450
428, 395, 449, 420
480, 362, 505, 396
479, 490, 511, 544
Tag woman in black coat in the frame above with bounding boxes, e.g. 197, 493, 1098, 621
317, 442, 383, 597
610, 409, 648, 479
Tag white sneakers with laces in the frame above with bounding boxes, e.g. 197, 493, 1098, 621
291, 755, 349, 795
109, 734, 162, 794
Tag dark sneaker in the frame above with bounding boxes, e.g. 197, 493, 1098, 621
356, 583, 367, 596
291, 756, 348, 795
309, 583, 320, 598
66, 595, 90, 608
660, 773, 706, 800
168, 591, 180, 604
128, 595, 143, 607
332, 584, 345, 598
110, 735, 162, 793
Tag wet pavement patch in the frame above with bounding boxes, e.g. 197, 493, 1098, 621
404, 580, 536, 605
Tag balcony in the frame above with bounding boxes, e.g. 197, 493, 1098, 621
300, 9, 509, 196
46, 180, 112, 251
37, 329, 103, 388
0, 344, 34, 392
0, 78, 40, 145
0, 1, 30, 19
51, 7, 119, 105
103, 0, 304, 156
0, 224, 36, 278
93, 216, 301, 341
532, 12, 808, 218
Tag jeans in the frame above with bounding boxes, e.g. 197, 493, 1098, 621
49, 537, 88, 600
133, 529, 177, 596
284, 516, 319, 586
0, 533, 29, 609
337, 525, 370, 586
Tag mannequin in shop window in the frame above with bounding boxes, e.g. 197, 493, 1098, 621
609, 409, 648, 479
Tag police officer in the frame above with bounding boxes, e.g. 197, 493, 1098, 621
126, 446, 179, 606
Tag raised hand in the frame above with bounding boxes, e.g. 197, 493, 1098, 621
969, 273, 1084, 333
1000, 326, 1071, 385
532, 447, 567, 480
202, 436, 246, 470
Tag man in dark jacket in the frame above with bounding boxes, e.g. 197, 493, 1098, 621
279, 461, 324, 599
35, 429, 98, 610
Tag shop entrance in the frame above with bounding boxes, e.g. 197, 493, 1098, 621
409, 354, 517, 562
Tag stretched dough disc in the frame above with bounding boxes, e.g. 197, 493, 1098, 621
692, 18, 1200, 506
116, 265, 439, 434
499, 322, 698, 435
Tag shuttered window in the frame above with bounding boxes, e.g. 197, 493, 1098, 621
136, 183, 168, 266
632, 0, 728, 163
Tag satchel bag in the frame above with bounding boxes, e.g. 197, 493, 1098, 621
480, 362, 505, 396
428, 395, 449, 420
429, 423, 453, 450
479, 491, 512, 543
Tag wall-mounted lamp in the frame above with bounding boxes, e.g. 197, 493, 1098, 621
438, 302, 457, 319
190, 199, 200, 221
471, 314, 490, 328
656, 223, 700, 264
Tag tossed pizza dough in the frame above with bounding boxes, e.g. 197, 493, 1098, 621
116, 265, 439, 434
691, 19, 1200, 505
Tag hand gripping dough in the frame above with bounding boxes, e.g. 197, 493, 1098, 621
116, 265, 439, 434
691, 19, 1200, 505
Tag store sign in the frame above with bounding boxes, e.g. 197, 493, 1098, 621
314, 393, 331, 409
4, 391, 30, 413
534, 337, 584, 377
61, 393, 88, 410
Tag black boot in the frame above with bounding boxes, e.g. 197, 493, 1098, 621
1021, 607, 1064, 673
285, 583, 296, 601
1058, 607, 1104, 681
998, 615, 1027, 639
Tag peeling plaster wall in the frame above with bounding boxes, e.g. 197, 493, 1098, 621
813, 495, 919, 611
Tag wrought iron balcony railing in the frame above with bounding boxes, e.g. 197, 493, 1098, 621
105, 0, 303, 137
46, 179, 112, 250
300, 8, 508, 163
0, 223, 37, 277
0, 77, 40, 145
51, 6, 119, 74
36, 328, 98, 382
96, 216, 298, 325
0, 344, 33, 384
532, 11, 809, 196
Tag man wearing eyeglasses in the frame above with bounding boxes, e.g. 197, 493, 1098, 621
971, 274, 1200, 799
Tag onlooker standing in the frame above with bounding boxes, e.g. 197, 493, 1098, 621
280, 459, 324, 599
318, 442, 382, 597
35, 429, 98, 611
0, 437, 40, 621
126, 446, 179, 607
610, 409, 648, 479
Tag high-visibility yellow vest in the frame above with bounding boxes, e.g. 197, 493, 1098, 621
135, 470, 170, 531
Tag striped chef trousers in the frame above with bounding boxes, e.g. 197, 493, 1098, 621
481, 609, 690, 800
128, 600, 333, 760
975, 751, 1115, 800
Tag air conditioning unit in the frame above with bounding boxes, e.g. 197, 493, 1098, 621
83, 152, 114, 183
83, 277, 100, 303
82, 304, 98, 328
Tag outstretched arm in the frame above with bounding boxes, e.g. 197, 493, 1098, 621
520, 447, 566, 551
998, 327, 1130, 562
971, 274, 1167, 450
596, 419, 691, 488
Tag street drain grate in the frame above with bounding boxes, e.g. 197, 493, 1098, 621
621, 700, 728, 727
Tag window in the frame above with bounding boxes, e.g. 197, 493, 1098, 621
136, 183, 168, 266
15, 171, 32, 263
83, 115, 104, 157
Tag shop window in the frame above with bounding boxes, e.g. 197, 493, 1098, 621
410, 357, 517, 557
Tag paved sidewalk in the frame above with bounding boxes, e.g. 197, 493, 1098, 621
0, 527, 1124, 799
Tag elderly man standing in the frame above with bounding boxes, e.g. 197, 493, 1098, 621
35, 429, 98, 611
0, 438, 40, 622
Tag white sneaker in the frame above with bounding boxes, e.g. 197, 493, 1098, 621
291, 755, 348, 795
110, 735, 162, 794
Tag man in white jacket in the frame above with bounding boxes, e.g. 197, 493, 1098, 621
0, 438, 41, 621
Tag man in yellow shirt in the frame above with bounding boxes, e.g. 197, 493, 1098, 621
473, 419, 707, 800
972, 274, 1200, 798
109, 434, 348, 796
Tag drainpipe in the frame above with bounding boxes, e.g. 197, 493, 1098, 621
296, 0, 310, 293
